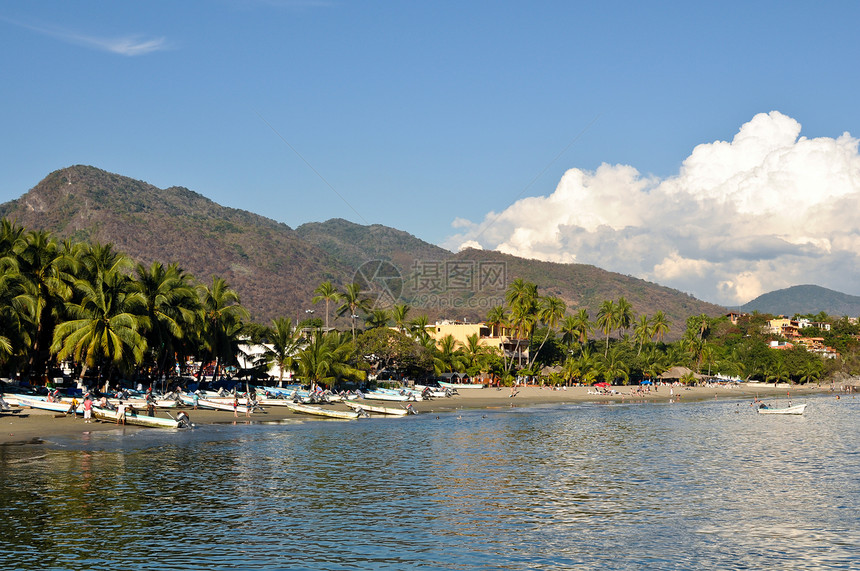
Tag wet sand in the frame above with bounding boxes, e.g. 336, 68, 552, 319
0, 383, 833, 445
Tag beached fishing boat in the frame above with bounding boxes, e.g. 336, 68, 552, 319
92, 406, 184, 428
10, 394, 82, 414
414, 385, 453, 398
179, 394, 253, 413
286, 403, 364, 419
345, 401, 416, 416
439, 381, 486, 390
361, 390, 415, 402
758, 403, 807, 415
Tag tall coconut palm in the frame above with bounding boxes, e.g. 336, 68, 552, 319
336, 282, 372, 339
633, 315, 652, 356
614, 297, 634, 340
485, 305, 508, 338
52, 263, 149, 382
312, 281, 341, 330
197, 277, 250, 381
529, 295, 566, 368
261, 317, 305, 386
15, 230, 75, 381
134, 262, 200, 379
596, 300, 617, 357
651, 311, 671, 344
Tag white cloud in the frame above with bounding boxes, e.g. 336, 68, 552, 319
446, 111, 860, 306
4, 17, 169, 56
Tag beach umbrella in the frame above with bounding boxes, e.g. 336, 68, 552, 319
595, 382, 609, 388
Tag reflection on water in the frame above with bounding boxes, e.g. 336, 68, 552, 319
1, 396, 858, 570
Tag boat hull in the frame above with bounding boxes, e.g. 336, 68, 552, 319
345, 401, 414, 416
287, 403, 362, 419
758, 404, 807, 415
92, 407, 182, 428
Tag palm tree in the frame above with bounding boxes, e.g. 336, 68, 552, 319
312, 281, 341, 330
14, 230, 74, 381
197, 277, 250, 382
486, 305, 507, 338
409, 314, 430, 342
134, 262, 200, 379
365, 309, 390, 329
798, 360, 822, 385
336, 282, 371, 339
596, 299, 617, 357
614, 297, 635, 340
602, 345, 629, 385
529, 295, 566, 368
433, 334, 465, 375
461, 333, 487, 374
391, 303, 411, 333
296, 330, 363, 389
633, 315, 652, 356
51, 262, 149, 383
651, 311, 671, 344
261, 317, 304, 386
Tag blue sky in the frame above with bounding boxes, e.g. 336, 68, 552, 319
3, 1, 860, 305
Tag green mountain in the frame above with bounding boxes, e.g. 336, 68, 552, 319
0, 165, 346, 322
1, 165, 728, 334
296, 218, 452, 271
741, 284, 860, 317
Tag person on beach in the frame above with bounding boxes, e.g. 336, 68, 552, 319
233, 396, 239, 418
67, 396, 79, 417
82, 395, 93, 423
116, 401, 126, 425
193, 392, 199, 410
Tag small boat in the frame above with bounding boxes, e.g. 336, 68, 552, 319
10, 394, 82, 414
758, 403, 807, 415
361, 390, 417, 402
179, 394, 253, 414
286, 403, 364, 419
439, 381, 486, 390
345, 401, 416, 416
92, 406, 184, 428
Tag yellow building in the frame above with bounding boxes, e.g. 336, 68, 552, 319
427, 320, 527, 359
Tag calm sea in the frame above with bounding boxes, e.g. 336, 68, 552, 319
1, 395, 857, 570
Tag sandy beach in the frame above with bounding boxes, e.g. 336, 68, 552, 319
0, 383, 836, 445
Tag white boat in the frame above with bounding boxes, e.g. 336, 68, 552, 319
179, 394, 253, 414
758, 403, 807, 415
92, 406, 184, 428
361, 390, 414, 402
286, 403, 364, 419
345, 401, 416, 416
10, 395, 82, 414
438, 381, 486, 390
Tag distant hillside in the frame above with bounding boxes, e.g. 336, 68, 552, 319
296, 218, 452, 271
0, 165, 348, 322
452, 249, 725, 336
2, 165, 729, 335
742, 284, 860, 317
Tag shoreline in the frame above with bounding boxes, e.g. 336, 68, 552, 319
0, 383, 838, 445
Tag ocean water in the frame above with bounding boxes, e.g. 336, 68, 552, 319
1, 395, 858, 570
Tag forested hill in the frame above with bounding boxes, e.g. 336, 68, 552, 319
1, 165, 727, 331
742, 284, 860, 317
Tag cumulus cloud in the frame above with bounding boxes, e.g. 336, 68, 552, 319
445, 112, 860, 306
